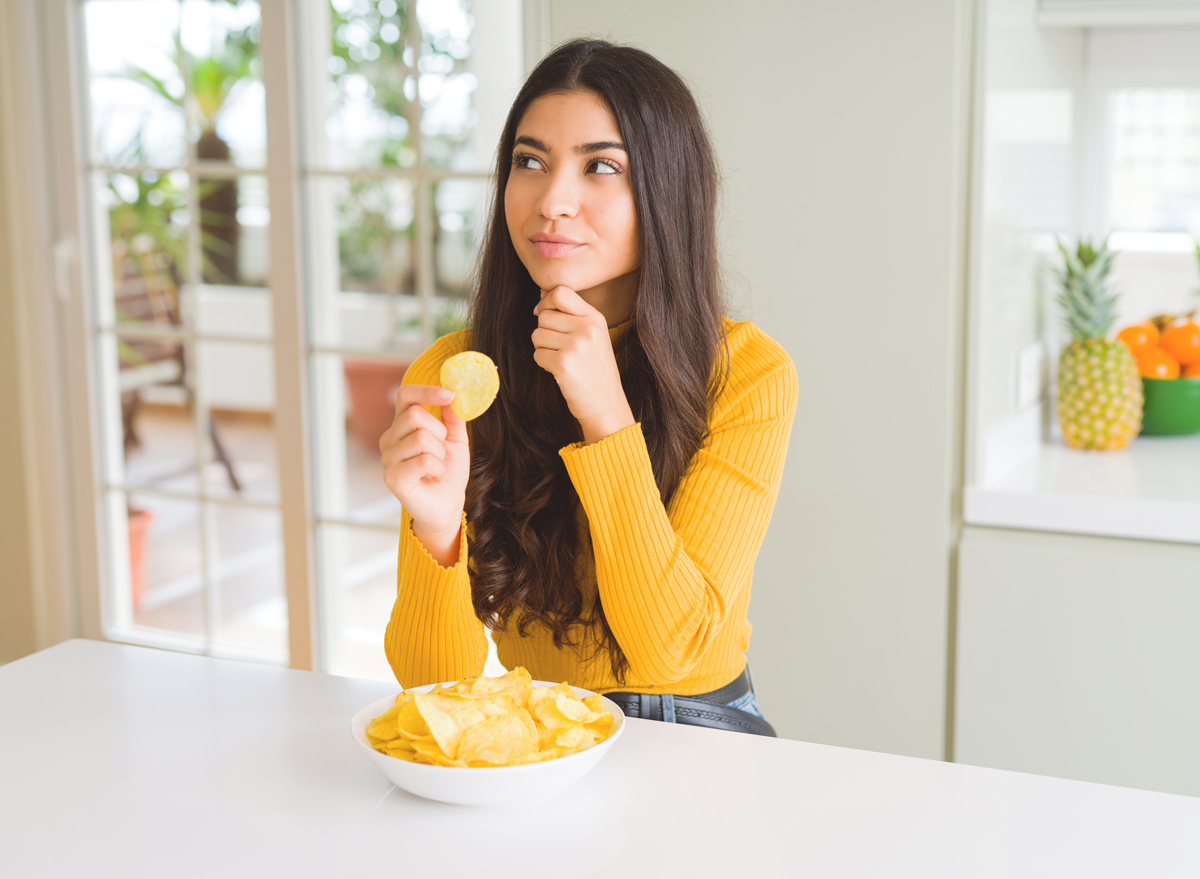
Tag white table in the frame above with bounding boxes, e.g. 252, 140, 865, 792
2, 640, 1198, 878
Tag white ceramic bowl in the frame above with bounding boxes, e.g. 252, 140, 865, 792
350, 681, 626, 807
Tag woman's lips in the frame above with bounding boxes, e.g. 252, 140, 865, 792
529, 236, 585, 258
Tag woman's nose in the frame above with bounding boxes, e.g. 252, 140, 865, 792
535, 169, 579, 220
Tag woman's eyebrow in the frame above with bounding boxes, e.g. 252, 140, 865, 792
514, 135, 550, 151
574, 141, 627, 154
513, 135, 627, 154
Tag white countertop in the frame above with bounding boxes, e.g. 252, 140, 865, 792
2, 640, 1198, 878
966, 433, 1200, 545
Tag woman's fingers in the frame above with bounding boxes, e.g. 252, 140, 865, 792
531, 326, 570, 351
534, 285, 598, 318
380, 388, 450, 451
382, 426, 448, 469
532, 345, 562, 375
383, 452, 446, 493
440, 399, 468, 445
393, 383, 454, 418
533, 307, 583, 335
396, 452, 446, 483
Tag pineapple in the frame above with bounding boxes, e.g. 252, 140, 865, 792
1054, 238, 1142, 451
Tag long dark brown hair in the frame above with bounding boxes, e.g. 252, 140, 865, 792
466, 39, 726, 682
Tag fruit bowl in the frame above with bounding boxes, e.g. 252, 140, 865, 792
350, 681, 625, 807
1141, 377, 1200, 436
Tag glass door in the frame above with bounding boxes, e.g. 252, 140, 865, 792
75, 0, 521, 677
83, 0, 289, 663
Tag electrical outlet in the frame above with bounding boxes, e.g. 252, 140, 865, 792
1015, 341, 1044, 411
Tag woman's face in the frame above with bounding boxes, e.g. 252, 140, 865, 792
504, 90, 640, 306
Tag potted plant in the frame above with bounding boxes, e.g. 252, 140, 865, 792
126, 505, 154, 609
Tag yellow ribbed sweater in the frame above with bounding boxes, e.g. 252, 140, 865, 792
384, 317, 797, 696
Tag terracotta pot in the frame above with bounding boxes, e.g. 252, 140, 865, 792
127, 507, 153, 609
343, 359, 411, 451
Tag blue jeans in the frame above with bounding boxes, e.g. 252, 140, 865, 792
723, 663, 764, 718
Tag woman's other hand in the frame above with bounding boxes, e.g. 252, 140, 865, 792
381, 385, 469, 566
532, 285, 636, 444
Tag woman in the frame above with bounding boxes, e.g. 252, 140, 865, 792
380, 39, 796, 736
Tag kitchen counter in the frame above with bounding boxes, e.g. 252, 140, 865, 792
966, 432, 1200, 545
2, 640, 1198, 877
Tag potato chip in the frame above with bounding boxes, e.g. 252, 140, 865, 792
552, 725, 600, 751
457, 711, 538, 766
459, 667, 533, 707
397, 696, 430, 740
411, 734, 467, 767
383, 738, 417, 760
554, 692, 608, 725
415, 693, 491, 759
366, 713, 400, 745
439, 351, 499, 421
367, 668, 616, 767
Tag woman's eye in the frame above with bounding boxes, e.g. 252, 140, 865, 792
513, 154, 543, 171
588, 159, 619, 175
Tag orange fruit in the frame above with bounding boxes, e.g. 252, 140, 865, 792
1185, 361, 1200, 379
1161, 321, 1200, 366
1137, 348, 1180, 379
1117, 322, 1160, 356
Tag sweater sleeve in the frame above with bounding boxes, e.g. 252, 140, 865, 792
382, 330, 488, 687
559, 349, 797, 684
384, 510, 487, 687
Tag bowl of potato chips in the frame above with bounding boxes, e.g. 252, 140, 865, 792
350, 667, 625, 806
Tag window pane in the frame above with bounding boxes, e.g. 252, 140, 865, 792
307, 0, 418, 170
337, 176, 415, 295
1109, 88, 1200, 233
307, 176, 427, 354
196, 338, 279, 506
85, 0, 187, 167
433, 176, 485, 300
319, 523, 400, 681
417, 0, 475, 170
199, 174, 271, 287
310, 351, 404, 528
181, 0, 267, 169
213, 503, 287, 659
119, 378, 201, 492
85, 1, 266, 170
125, 491, 206, 638
101, 170, 191, 327
421, 0, 522, 172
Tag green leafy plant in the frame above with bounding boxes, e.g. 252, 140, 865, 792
112, 0, 260, 284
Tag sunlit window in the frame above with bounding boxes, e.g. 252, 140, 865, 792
1108, 88, 1200, 234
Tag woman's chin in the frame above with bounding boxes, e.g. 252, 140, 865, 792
529, 269, 594, 293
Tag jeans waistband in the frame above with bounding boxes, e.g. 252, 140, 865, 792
601, 667, 776, 737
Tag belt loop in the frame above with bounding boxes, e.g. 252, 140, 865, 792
638, 693, 649, 721
661, 693, 676, 723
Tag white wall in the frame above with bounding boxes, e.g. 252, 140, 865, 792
549, 0, 972, 757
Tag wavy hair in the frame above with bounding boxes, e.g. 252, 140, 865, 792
466, 39, 726, 682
